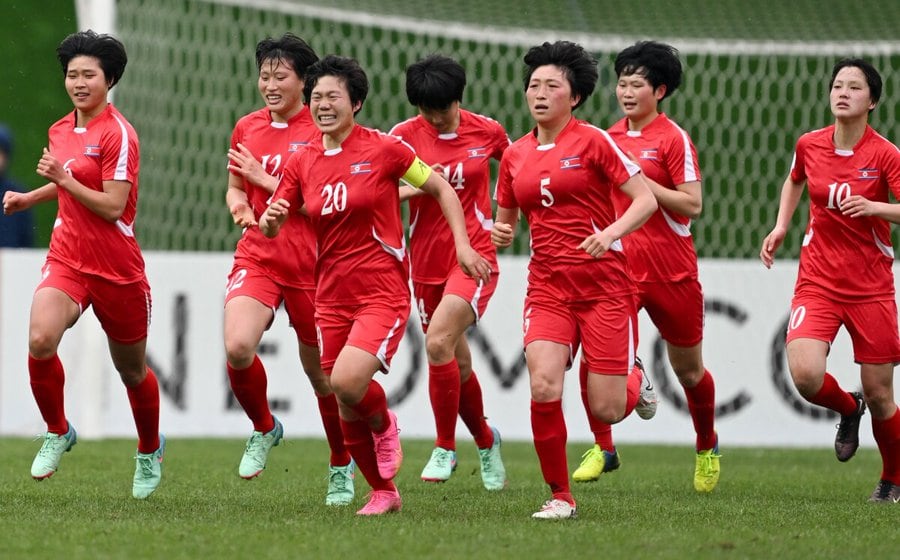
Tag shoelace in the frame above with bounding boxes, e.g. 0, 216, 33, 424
244, 432, 268, 454
697, 452, 717, 475
134, 454, 155, 477
432, 451, 451, 468
36, 434, 67, 458
328, 468, 352, 491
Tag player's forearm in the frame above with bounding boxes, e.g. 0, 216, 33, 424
57, 177, 128, 222
651, 179, 702, 219
435, 186, 472, 251
773, 176, 804, 230
27, 183, 59, 206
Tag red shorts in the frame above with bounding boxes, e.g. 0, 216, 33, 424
315, 299, 410, 373
412, 264, 498, 332
786, 291, 900, 364
636, 279, 704, 347
225, 262, 317, 346
37, 259, 151, 345
523, 289, 637, 375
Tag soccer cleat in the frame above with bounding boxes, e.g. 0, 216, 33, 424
634, 357, 658, 420
478, 426, 508, 491
572, 444, 620, 482
694, 440, 721, 493
325, 461, 355, 506
835, 392, 866, 462
239, 416, 284, 479
531, 499, 577, 520
372, 410, 402, 480
31, 423, 77, 480
356, 489, 402, 516
133, 434, 166, 499
420, 447, 457, 482
868, 479, 900, 503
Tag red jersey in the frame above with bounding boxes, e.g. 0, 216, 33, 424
495, 117, 640, 302
46, 104, 144, 283
276, 125, 417, 306
608, 113, 701, 283
230, 106, 318, 289
389, 109, 509, 283
790, 124, 900, 301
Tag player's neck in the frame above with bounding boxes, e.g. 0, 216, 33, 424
322, 123, 354, 150
76, 101, 108, 128
832, 117, 868, 150
535, 115, 572, 145
272, 103, 304, 124
627, 111, 658, 132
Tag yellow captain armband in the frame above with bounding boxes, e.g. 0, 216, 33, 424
402, 157, 433, 189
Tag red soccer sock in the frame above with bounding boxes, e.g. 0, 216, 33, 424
227, 355, 274, 433
872, 408, 900, 484
429, 359, 460, 450
578, 361, 614, 451
126, 367, 161, 453
28, 353, 68, 434
623, 363, 642, 418
531, 399, 572, 505
351, 381, 390, 433
808, 373, 858, 417
684, 370, 718, 451
317, 392, 351, 466
459, 372, 494, 449
340, 417, 395, 491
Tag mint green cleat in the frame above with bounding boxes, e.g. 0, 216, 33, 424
325, 461, 355, 506
420, 447, 457, 482
133, 434, 165, 499
239, 417, 284, 479
31, 423, 77, 480
478, 426, 508, 491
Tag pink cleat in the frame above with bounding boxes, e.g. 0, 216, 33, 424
372, 410, 403, 480
356, 489, 402, 516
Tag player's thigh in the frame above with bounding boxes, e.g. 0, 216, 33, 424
282, 286, 318, 348
29, 287, 82, 356
640, 279, 704, 348
412, 282, 444, 333
330, 345, 385, 405
577, 296, 636, 375
426, 294, 477, 359
89, 276, 151, 345
107, 337, 148, 386
442, 264, 498, 324
223, 295, 275, 360
524, 339, 571, 401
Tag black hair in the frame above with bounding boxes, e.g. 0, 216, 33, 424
57, 30, 127, 88
614, 41, 683, 101
303, 55, 369, 115
255, 33, 318, 79
830, 58, 882, 111
405, 54, 466, 110
522, 41, 598, 110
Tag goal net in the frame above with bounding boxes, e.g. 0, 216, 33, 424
101, 0, 899, 258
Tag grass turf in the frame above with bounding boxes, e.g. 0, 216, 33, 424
0, 437, 895, 559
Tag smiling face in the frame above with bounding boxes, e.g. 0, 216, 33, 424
257, 57, 304, 122
525, 65, 578, 130
830, 66, 875, 121
309, 74, 360, 146
616, 71, 664, 129
64, 55, 109, 121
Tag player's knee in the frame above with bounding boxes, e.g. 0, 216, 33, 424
789, 368, 821, 399
590, 400, 624, 424
28, 329, 60, 359
224, 337, 256, 368
674, 364, 705, 388
425, 332, 455, 364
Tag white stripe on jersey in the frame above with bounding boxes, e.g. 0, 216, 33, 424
111, 113, 130, 181
581, 122, 641, 177
672, 122, 699, 182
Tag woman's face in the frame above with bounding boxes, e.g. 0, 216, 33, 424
309, 75, 359, 139
258, 58, 304, 120
830, 66, 875, 120
616, 71, 663, 123
525, 65, 578, 128
419, 101, 460, 134
65, 55, 108, 117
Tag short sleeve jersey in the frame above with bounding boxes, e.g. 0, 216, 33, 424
608, 113, 701, 283
275, 125, 417, 306
46, 104, 144, 283
390, 109, 509, 283
230, 106, 319, 288
790, 124, 900, 301
495, 117, 640, 302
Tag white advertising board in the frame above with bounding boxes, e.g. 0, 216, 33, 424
0, 250, 883, 448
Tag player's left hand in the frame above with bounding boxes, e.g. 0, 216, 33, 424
579, 231, 614, 258
227, 143, 269, 187
36, 148, 67, 184
229, 201, 257, 228
841, 195, 879, 218
457, 245, 492, 284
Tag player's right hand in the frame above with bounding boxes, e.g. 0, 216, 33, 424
260, 198, 290, 237
2, 190, 28, 215
229, 202, 257, 228
491, 221, 514, 248
759, 226, 786, 269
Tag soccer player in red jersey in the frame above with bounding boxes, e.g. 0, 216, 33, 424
2, 31, 164, 499
223, 33, 355, 505
573, 41, 720, 492
491, 41, 657, 519
260, 55, 490, 515
761, 58, 900, 503
389, 55, 509, 489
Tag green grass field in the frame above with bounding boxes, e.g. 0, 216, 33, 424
0, 437, 895, 559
